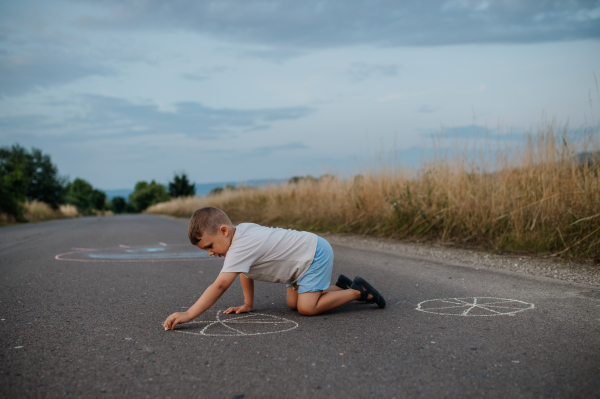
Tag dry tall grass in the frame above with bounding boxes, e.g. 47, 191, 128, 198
0, 201, 80, 224
147, 124, 600, 258
59, 204, 79, 218
23, 200, 62, 222
0, 202, 115, 225
24, 201, 82, 222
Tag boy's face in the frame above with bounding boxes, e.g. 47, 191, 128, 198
195, 225, 235, 257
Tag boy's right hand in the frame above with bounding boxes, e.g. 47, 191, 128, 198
223, 304, 252, 314
163, 312, 191, 330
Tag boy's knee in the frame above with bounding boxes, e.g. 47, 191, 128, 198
297, 305, 318, 316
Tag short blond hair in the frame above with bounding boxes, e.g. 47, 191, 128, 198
188, 207, 233, 245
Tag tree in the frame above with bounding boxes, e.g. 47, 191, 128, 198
209, 187, 223, 195
0, 145, 29, 221
0, 144, 68, 219
0, 144, 110, 221
110, 197, 127, 214
0, 172, 25, 221
90, 189, 107, 211
65, 178, 106, 215
168, 173, 195, 198
129, 180, 171, 212
110, 196, 136, 214
289, 175, 317, 184
209, 184, 236, 196
26, 148, 67, 209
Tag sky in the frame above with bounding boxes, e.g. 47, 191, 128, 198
1, 0, 599, 190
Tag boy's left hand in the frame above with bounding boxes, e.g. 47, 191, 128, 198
163, 312, 191, 330
224, 304, 252, 314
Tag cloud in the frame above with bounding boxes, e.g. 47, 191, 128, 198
0, 11, 118, 96
0, 50, 114, 96
347, 62, 399, 82
2, 1, 596, 96
76, 0, 600, 50
180, 66, 230, 81
377, 89, 437, 102
246, 142, 310, 156
0, 94, 315, 139
180, 73, 209, 81
0, 114, 60, 133
239, 47, 307, 62
78, 95, 314, 138
376, 93, 401, 102
418, 105, 436, 113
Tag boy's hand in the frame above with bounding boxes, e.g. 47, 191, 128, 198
162, 273, 240, 332
224, 304, 252, 314
163, 312, 191, 330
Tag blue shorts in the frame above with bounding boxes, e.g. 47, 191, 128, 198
287, 236, 334, 294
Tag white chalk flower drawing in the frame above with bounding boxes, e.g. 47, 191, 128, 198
174, 311, 299, 337
416, 297, 534, 316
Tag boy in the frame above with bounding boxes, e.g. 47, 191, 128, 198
163, 207, 385, 330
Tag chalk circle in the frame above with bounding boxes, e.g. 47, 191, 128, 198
174, 311, 299, 337
416, 297, 534, 316
55, 243, 213, 262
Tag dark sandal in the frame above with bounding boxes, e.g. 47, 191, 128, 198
335, 274, 353, 290
351, 276, 386, 308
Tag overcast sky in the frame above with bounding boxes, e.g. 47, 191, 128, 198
1, 0, 599, 189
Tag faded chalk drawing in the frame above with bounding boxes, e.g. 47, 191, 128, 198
416, 297, 534, 316
55, 243, 213, 262
174, 311, 299, 337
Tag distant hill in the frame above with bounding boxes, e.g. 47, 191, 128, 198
103, 178, 286, 201
194, 178, 286, 196
577, 151, 600, 165
104, 189, 134, 200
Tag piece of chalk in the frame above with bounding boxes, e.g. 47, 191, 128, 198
164, 327, 169, 331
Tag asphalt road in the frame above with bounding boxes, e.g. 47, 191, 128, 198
1, 215, 599, 398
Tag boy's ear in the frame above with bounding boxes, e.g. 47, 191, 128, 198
219, 225, 229, 236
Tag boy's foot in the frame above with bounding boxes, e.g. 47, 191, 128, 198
351, 277, 386, 309
335, 274, 353, 290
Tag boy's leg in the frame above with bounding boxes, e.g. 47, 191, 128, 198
296, 289, 363, 316
288, 284, 339, 310
286, 285, 299, 310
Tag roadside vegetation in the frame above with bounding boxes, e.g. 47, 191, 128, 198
129, 173, 195, 212
147, 123, 600, 259
0, 144, 196, 225
0, 144, 113, 224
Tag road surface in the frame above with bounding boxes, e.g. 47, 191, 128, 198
1, 215, 599, 398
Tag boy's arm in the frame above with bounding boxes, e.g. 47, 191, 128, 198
224, 273, 254, 314
164, 272, 239, 330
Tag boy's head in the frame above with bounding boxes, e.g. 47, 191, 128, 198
188, 207, 234, 257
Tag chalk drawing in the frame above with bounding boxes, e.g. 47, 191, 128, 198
174, 310, 299, 337
416, 297, 534, 316
55, 243, 214, 262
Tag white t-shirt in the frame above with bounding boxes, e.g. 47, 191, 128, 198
220, 223, 319, 284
